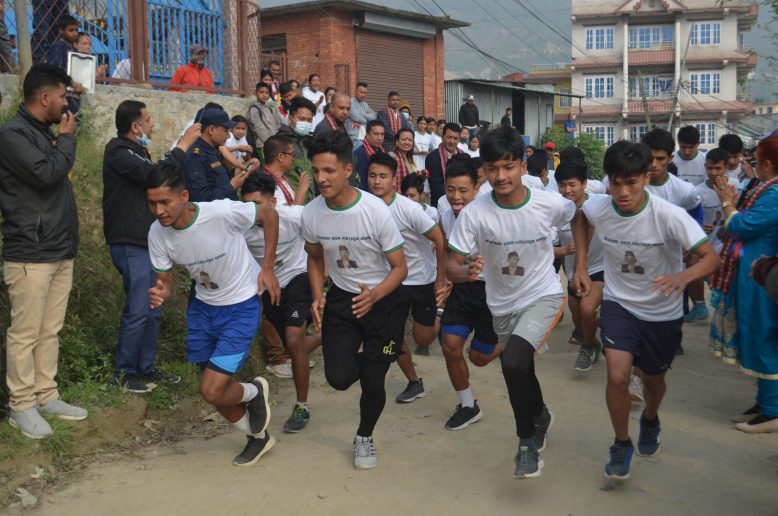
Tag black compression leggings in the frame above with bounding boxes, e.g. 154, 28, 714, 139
325, 352, 391, 437
500, 335, 545, 439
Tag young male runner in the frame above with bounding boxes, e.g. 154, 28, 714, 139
692, 148, 741, 253
146, 164, 281, 466
366, 153, 448, 403
554, 159, 606, 371
301, 131, 408, 470
447, 127, 577, 478
241, 174, 321, 433
572, 141, 720, 480
673, 125, 707, 186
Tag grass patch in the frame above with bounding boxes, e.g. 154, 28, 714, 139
38, 418, 76, 457
0, 422, 31, 462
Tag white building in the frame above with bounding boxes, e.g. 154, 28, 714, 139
570, 0, 757, 149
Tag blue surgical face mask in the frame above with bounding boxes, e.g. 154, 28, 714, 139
294, 121, 312, 136
138, 131, 150, 147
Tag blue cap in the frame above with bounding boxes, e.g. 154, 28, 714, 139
200, 108, 236, 129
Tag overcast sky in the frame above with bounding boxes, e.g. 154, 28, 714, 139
261, 0, 777, 102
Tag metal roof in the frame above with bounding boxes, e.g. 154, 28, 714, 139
447, 79, 583, 98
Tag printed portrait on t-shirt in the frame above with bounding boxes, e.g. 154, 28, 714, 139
713, 210, 723, 227
620, 251, 645, 274
199, 271, 220, 289
501, 251, 525, 276
336, 245, 358, 269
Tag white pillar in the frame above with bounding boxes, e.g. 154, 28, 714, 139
674, 13, 682, 127
622, 15, 629, 113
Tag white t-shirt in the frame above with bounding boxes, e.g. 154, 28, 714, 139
522, 174, 544, 190
387, 194, 437, 285
693, 178, 740, 253
429, 133, 442, 150
149, 200, 260, 306
302, 87, 325, 128
582, 193, 708, 321
585, 179, 607, 194
646, 172, 701, 211
448, 189, 576, 316
244, 204, 307, 288
558, 194, 606, 281
301, 190, 404, 294
540, 171, 558, 193
421, 203, 438, 223
673, 152, 707, 185
466, 148, 480, 158
726, 163, 742, 182
457, 142, 468, 153
414, 131, 433, 171
478, 181, 493, 197
226, 133, 249, 160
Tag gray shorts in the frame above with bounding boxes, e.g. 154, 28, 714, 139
492, 294, 565, 353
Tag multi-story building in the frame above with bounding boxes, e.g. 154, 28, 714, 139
507, 65, 577, 128
570, 0, 757, 148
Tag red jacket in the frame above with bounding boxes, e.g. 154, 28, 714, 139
168, 63, 215, 94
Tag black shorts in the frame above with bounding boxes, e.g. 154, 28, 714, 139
567, 270, 605, 299
322, 284, 406, 363
599, 300, 683, 376
400, 283, 437, 327
440, 280, 498, 346
261, 272, 312, 343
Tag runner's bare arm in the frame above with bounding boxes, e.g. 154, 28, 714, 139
653, 241, 721, 299
305, 242, 326, 331
352, 247, 408, 318
256, 203, 281, 304
571, 209, 592, 297
149, 271, 173, 309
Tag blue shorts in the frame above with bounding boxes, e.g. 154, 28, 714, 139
187, 295, 261, 375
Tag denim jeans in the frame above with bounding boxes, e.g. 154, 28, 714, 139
110, 244, 162, 376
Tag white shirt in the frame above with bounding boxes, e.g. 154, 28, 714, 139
421, 203, 438, 224
466, 148, 480, 158
558, 194, 607, 282
413, 131, 433, 171
429, 133, 442, 150
149, 200, 260, 306
226, 133, 249, 160
673, 152, 707, 186
540, 171, 558, 193
244, 205, 307, 288
302, 87, 325, 128
693, 178, 740, 253
301, 190, 404, 294
457, 142, 468, 153
726, 163, 742, 182
269, 175, 295, 207
582, 193, 708, 321
647, 173, 701, 211
386, 194, 438, 285
448, 189, 576, 316
522, 174, 544, 190
585, 179, 607, 195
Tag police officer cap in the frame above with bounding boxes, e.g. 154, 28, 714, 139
200, 109, 237, 129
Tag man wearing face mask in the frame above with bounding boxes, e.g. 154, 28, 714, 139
277, 96, 318, 196
102, 100, 202, 393
169, 44, 215, 94
377, 91, 411, 152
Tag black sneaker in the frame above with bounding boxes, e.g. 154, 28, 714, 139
143, 368, 181, 384
637, 411, 661, 457
396, 379, 426, 403
445, 401, 482, 430
283, 404, 310, 433
246, 376, 271, 436
534, 406, 554, 452
232, 432, 276, 466
112, 374, 152, 394
514, 441, 543, 479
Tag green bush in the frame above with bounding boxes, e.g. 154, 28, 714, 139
539, 126, 606, 180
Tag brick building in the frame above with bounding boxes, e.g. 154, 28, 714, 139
260, 0, 467, 118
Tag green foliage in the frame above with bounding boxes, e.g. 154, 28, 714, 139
539, 126, 606, 179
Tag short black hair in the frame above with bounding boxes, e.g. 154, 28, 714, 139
242, 172, 276, 197
559, 146, 584, 163
554, 159, 588, 184
677, 125, 700, 146
267, 59, 281, 67
472, 157, 483, 169
231, 115, 247, 125
204, 101, 223, 111
526, 144, 537, 154
115, 99, 146, 134
387, 91, 399, 99
442, 122, 461, 135
366, 119, 385, 133
146, 161, 185, 190
603, 140, 652, 180
641, 128, 675, 155
481, 126, 525, 163
719, 134, 744, 155
401, 173, 425, 194
76, 31, 89, 40
58, 14, 79, 29
279, 81, 293, 95
264, 134, 293, 164
289, 95, 316, 117
705, 147, 728, 165
426, 117, 436, 124
256, 82, 270, 92
260, 68, 272, 80
308, 74, 319, 83
526, 152, 548, 176
444, 153, 478, 186
308, 130, 353, 164
356, 81, 368, 89
368, 153, 397, 177
437, 119, 447, 125
23, 64, 72, 102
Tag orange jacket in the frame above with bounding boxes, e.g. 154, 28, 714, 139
168, 63, 215, 94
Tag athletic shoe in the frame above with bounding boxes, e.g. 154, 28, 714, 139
735, 414, 778, 433
445, 402, 483, 430
683, 303, 709, 322
513, 442, 543, 479
143, 368, 181, 384
396, 379, 426, 403
637, 411, 661, 456
574, 345, 595, 371
266, 362, 293, 379
731, 403, 762, 423
9, 407, 53, 439
38, 398, 88, 421
629, 375, 645, 404
353, 435, 377, 469
534, 406, 554, 452
246, 376, 271, 436
568, 330, 582, 346
112, 374, 152, 394
414, 345, 430, 356
283, 404, 310, 433
604, 439, 634, 480
232, 432, 275, 466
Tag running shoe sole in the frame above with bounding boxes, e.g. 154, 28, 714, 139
232, 434, 276, 467
247, 376, 271, 437
604, 470, 631, 480
636, 444, 660, 457
8, 418, 50, 440
396, 391, 426, 403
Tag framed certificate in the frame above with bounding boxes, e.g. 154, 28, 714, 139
67, 52, 97, 93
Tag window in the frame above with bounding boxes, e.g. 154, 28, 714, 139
768, 107, 774, 114
559, 88, 572, 108
628, 25, 673, 49
586, 27, 614, 50
261, 34, 287, 54
690, 72, 721, 95
585, 125, 615, 146
693, 123, 717, 145
690, 22, 721, 46
628, 125, 648, 142
585, 76, 615, 99
628, 75, 673, 98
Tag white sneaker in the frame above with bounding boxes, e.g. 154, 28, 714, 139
9, 407, 53, 439
266, 362, 293, 379
629, 375, 645, 404
353, 435, 377, 469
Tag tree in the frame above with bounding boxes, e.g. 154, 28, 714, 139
538, 126, 606, 179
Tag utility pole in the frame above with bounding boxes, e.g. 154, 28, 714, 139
667, 25, 693, 132
637, 71, 651, 127
14, 0, 32, 76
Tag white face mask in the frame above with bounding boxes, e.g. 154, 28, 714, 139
402, 112, 410, 120
294, 120, 312, 136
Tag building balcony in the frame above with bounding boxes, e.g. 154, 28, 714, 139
570, 55, 622, 70
628, 48, 674, 66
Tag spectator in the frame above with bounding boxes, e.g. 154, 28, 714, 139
261, 134, 310, 206
349, 81, 377, 147
248, 82, 282, 158
426, 122, 463, 206
259, 68, 274, 90
225, 115, 252, 161
279, 81, 294, 119
0, 2, 14, 72
277, 95, 317, 162
564, 114, 576, 140
74, 32, 109, 77
353, 120, 386, 190
323, 86, 336, 109
719, 134, 747, 182
102, 100, 201, 393
457, 127, 469, 152
32, 0, 69, 63
500, 108, 513, 128
312, 92, 349, 140
0, 64, 86, 439
436, 119, 446, 137
170, 101, 222, 150
289, 79, 300, 94
413, 116, 432, 171
44, 14, 85, 112
168, 44, 214, 94
390, 127, 422, 193
377, 91, 411, 152
458, 95, 479, 139
302, 73, 326, 128
544, 141, 559, 171
427, 117, 442, 150
399, 101, 413, 129
268, 59, 282, 98
466, 135, 480, 158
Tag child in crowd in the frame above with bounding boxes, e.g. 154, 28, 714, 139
225, 115, 253, 161
401, 174, 438, 224
413, 116, 432, 172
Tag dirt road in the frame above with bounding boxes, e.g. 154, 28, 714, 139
11, 315, 778, 516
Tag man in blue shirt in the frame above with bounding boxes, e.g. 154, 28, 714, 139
564, 114, 576, 141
